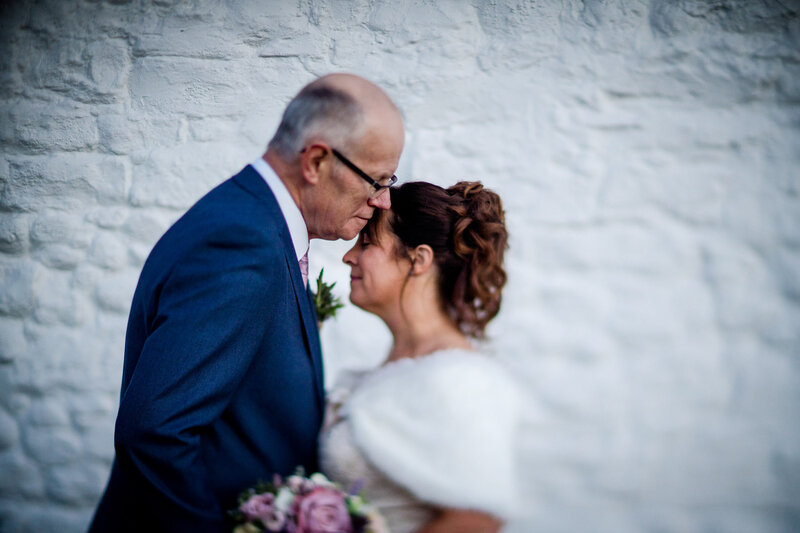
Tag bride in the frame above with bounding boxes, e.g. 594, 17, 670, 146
320, 180, 521, 533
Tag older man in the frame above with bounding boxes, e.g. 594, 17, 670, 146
89, 74, 404, 532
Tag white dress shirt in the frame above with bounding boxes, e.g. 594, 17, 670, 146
250, 156, 309, 262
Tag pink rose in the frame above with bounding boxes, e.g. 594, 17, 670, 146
264, 510, 287, 531
293, 486, 352, 533
240, 493, 278, 524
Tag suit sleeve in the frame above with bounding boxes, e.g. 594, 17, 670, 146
114, 226, 279, 531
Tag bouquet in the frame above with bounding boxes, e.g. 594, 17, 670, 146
231, 469, 387, 533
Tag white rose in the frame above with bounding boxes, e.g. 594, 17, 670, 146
274, 486, 295, 512
308, 472, 335, 487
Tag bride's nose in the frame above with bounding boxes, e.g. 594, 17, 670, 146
343, 242, 358, 266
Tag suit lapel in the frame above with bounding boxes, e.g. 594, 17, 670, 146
305, 284, 325, 401
234, 166, 325, 412
284, 250, 325, 412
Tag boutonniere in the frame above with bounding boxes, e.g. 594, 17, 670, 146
311, 268, 345, 324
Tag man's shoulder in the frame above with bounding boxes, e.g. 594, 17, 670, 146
142, 167, 288, 271
189, 166, 278, 224
174, 167, 282, 234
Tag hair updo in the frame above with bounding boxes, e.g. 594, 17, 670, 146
365, 181, 508, 338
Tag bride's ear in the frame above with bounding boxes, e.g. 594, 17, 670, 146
409, 244, 434, 275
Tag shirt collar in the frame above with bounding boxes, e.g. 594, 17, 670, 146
251, 156, 309, 261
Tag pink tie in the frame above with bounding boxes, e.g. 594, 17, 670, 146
299, 250, 309, 288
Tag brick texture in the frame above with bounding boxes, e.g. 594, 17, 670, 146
1, 1, 799, 531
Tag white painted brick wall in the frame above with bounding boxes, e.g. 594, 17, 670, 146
1, 1, 799, 531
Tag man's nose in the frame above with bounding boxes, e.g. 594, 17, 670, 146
368, 190, 391, 210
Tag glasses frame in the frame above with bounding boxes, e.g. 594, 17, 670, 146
330, 149, 397, 198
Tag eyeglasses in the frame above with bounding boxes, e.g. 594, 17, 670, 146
331, 149, 397, 199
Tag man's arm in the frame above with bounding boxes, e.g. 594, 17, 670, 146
115, 229, 277, 531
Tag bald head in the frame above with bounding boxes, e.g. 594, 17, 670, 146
267, 73, 403, 162
306, 73, 400, 121
265, 74, 405, 242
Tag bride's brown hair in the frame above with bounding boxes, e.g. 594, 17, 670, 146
365, 181, 508, 337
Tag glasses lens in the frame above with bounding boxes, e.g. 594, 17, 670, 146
370, 186, 389, 199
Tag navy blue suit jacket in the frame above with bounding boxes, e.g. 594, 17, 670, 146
89, 166, 324, 532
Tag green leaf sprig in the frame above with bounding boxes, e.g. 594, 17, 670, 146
312, 268, 345, 324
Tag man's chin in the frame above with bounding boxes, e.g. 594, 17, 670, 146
342, 219, 369, 240
313, 225, 361, 241
341, 230, 361, 241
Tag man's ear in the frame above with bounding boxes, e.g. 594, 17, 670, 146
300, 144, 330, 185
409, 244, 435, 275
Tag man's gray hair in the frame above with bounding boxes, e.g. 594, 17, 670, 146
268, 86, 364, 158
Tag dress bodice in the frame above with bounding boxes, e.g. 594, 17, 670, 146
319, 371, 436, 533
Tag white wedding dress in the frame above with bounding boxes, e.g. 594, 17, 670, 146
319, 348, 522, 533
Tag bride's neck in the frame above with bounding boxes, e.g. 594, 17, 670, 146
385, 312, 471, 362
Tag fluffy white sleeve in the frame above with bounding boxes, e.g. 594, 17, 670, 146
344, 350, 522, 518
